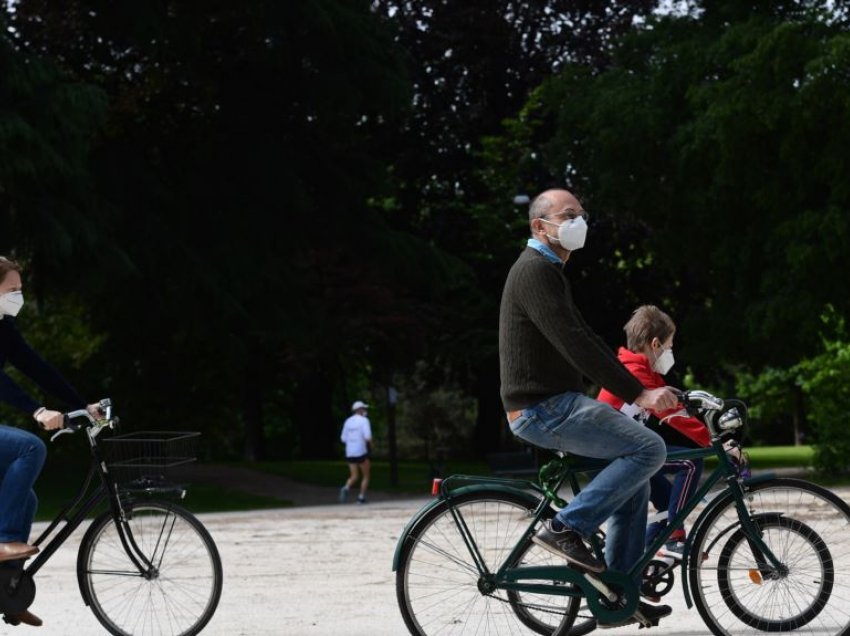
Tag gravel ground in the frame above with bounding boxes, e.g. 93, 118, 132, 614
11, 476, 850, 635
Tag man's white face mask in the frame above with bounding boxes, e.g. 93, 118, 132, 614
0, 291, 24, 317
542, 215, 588, 251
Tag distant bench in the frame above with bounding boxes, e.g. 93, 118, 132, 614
487, 450, 538, 477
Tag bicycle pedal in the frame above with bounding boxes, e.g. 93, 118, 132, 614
635, 611, 658, 629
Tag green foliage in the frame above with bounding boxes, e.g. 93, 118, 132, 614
795, 311, 850, 475
394, 360, 478, 461
737, 308, 850, 474
7, 0, 850, 463
0, 29, 108, 282
0, 297, 105, 427
487, 7, 850, 380
19, 296, 106, 370
735, 366, 798, 445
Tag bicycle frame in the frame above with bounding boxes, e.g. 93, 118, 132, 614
5, 425, 168, 604
394, 433, 785, 618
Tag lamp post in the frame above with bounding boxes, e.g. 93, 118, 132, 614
387, 384, 399, 487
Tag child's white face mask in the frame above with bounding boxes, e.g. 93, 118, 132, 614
652, 347, 675, 375
0, 291, 24, 317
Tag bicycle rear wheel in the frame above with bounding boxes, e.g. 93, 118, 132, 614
507, 538, 584, 635
689, 478, 850, 635
396, 489, 578, 635
77, 500, 223, 636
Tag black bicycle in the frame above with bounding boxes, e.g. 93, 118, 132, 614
0, 399, 223, 636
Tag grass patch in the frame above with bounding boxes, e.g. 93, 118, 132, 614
179, 484, 291, 513
33, 457, 287, 522
705, 445, 814, 469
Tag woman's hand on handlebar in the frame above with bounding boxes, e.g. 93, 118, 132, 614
36, 402, 105, 431
634, 387, 679, 412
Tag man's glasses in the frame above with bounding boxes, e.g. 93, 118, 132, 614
543, 209, 589, 223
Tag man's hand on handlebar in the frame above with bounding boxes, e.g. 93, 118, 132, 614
634, 387, 679, 412
35, 408, 65, 431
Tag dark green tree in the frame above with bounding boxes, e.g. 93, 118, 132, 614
373, 0, 659, 453
5, 0, 463, 458
481, 0, 850, 445
0, 25, 107, 291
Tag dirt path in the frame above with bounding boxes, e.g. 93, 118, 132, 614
175, 462, 423, 507
175, 462, 816, 509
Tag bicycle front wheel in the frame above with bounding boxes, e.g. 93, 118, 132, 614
396, 489, 578, 635
689, 478, 850, 636
77, 500, 223, 636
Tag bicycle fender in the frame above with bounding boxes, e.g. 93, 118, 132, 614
679, 478, 783, 608
391, 484, 540, 571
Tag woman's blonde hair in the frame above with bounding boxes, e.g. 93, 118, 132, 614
0, 256, 21, 285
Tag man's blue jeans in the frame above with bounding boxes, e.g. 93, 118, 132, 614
509, 393, 665, 575
0, 425, 47, 543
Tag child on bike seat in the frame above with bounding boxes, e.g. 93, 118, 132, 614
596, 305, 708, 560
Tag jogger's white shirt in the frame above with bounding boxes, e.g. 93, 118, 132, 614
340, 414, 372, 457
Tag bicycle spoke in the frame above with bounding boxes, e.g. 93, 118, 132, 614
691, 480, 850, 636
80, 502, 221, 636
397, 491, 576, 635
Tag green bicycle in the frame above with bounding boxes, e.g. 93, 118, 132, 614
393, 390, 850, 635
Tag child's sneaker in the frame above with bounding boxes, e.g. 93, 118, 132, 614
357, 495, 367, 504
339, 486, 350, 503
657, 541, 685, 561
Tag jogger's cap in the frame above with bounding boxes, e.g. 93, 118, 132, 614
351, 400, 369, 411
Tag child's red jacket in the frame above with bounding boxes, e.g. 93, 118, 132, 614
597, 347, 710, 448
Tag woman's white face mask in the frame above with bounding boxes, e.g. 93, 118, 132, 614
0, 291, 24, 317
541, 216, 588, 251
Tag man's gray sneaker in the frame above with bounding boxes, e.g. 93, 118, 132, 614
598, 601, 672, 629
339, 486, 349, 503
531, 521, 606, 573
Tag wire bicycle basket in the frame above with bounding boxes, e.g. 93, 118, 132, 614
101, 430, 200, 495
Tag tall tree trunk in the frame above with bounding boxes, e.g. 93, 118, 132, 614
791, 383, 806, 446
294, 365, 336, 459
242, 345, 266, 461
472, 359, 502, 457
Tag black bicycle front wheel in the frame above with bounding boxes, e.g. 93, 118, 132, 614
689, 478, 850, 636
396, 489, 578, 635
77, 500, 223, 636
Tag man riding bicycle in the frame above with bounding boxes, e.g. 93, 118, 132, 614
498, 189, 678, 629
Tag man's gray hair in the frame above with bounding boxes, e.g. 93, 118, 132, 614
528, 193, 555, 221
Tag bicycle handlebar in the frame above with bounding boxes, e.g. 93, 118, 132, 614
672, 389, 747, 438
51, 398, 119, 442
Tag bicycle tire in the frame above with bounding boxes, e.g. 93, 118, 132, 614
396, 489, 578, 635
689, 478, 850, 636
506, 529, 584, 635
77, 500, 223, 636
717, 515, 832, 631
